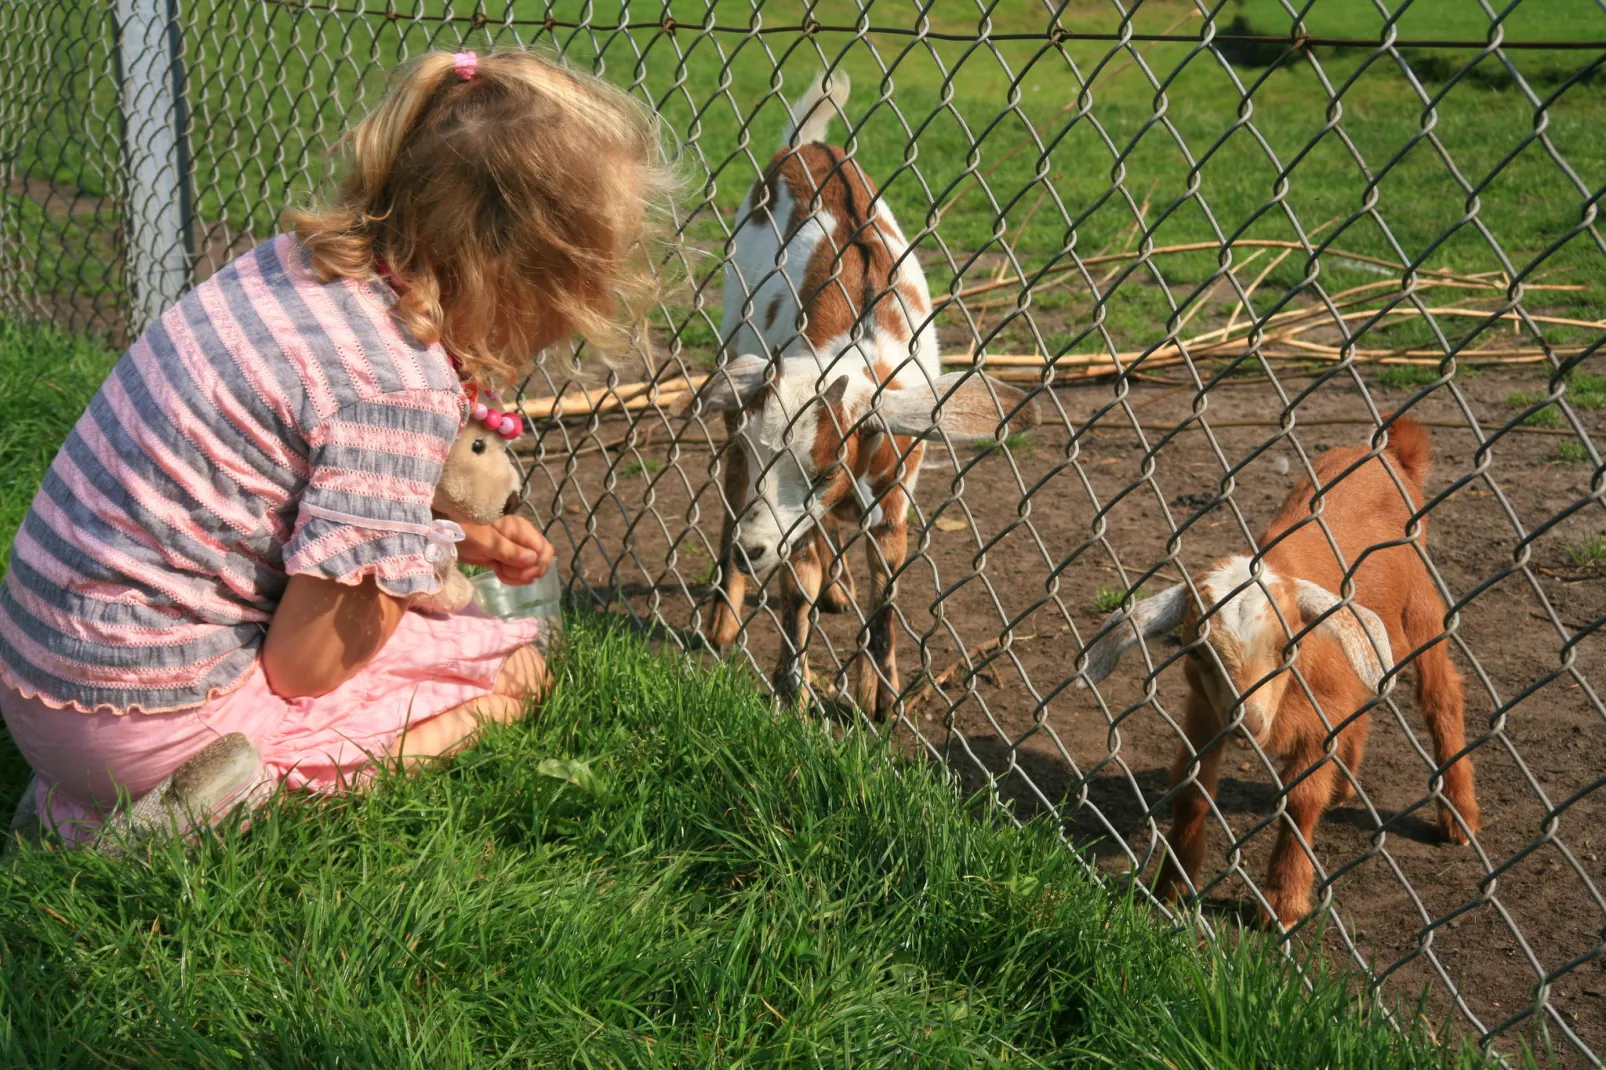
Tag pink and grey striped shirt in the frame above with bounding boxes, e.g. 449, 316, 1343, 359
0, 235, 466, 715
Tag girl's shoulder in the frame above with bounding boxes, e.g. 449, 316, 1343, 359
193, 234, 464, 420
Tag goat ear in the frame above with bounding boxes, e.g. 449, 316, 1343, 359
821, 374, 850, 410
1294, 579, 1394, 691
871, 371, 1040, 442
1077, 584, 1188, 687
681, 354, 769, 415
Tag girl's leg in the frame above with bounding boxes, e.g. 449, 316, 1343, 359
391, 642, 549, 762
1, 684, 284, 847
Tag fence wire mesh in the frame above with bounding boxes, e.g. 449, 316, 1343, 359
3, 0, 1605, 1062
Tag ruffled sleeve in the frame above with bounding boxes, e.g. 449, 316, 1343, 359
283, 388, 464, 598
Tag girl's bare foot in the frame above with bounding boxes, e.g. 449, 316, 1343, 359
390, 643, 549, 763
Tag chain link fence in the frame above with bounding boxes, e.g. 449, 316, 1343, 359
3, 0, 1604, 1062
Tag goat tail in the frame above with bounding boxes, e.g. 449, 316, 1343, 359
1381, 412, 1433, 486
785, 70, 851, 149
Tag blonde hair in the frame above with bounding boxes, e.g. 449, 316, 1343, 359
286, 49, 678, 386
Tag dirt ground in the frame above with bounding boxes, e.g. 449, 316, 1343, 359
527, 361, 1606, 1064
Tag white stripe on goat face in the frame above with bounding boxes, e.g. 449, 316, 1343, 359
729, 370, 841, 575
1192, 556, 1297, 741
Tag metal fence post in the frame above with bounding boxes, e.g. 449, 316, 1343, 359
114, 0, 193, 335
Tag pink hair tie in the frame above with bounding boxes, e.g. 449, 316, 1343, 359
454, 51, 478, 81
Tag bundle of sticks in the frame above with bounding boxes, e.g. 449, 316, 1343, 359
517, 242, 1595, 420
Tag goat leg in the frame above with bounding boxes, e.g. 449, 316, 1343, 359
772, 539, 823, 705
853, 505, 909, 722
708, 419, 748, 652
1329, 716, 1370, 807
1403, 599, 1480, 845
1158, 691, 1224, 905
1262, 737, 1339, 930
1415, 640, 1481, 845
816, 523, 857, 613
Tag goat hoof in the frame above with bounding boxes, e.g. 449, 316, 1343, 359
707, 609, 742, 653
818, 580, 854, 614
1260, 898, 1309, 932
771, 671, 808, 708
851, 681, 880, 721
1256, 907, 1286, 933
1438, 808, 1475, 846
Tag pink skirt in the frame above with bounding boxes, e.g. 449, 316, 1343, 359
1, 606, 547, 845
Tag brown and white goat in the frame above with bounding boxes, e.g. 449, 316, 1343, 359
1080, 416, 1479, 928
696, 73, 1037, 717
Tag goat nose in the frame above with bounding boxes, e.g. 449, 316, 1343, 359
503, 492, 522, 516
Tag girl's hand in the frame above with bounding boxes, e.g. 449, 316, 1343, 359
457, 515, 555, 585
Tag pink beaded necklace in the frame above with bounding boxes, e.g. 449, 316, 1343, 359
375, 259, 524, 441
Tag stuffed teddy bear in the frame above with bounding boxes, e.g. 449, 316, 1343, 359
409, 395, 526, 616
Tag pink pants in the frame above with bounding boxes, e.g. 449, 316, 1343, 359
1, 606, 546, 844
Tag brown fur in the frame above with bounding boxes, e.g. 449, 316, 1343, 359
710, 83, 1035, 720
751, 144, 917, 353
712, 142, 928, 718
1158, 416, 1479, 928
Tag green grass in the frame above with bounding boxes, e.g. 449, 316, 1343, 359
8, 0, 1605, 346
1555, 441, 1592, 465
620, 457, 665, 477
1506, 390, 1563, 427
1374, 360, 1483, 389
1093, 586, 1149, 614
974, 431, 1035, 457
0, 611, 1500, 1067
1506, 370, 1605, 427
1376, 364, 1444, 389
1231, 0, 1605, 89
1566, 533, 1606, 566
0, 319, 116, 569
1566, 370, 1606, 409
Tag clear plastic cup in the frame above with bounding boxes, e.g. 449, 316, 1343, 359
470, 567, 563, 622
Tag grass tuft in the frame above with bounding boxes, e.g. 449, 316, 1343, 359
974, 431, 1035, 457
1565, 370, 1606, 410
1566, 533, 1606, 567
1377, 364, 1442, 389
1554, 441, 1590, 466
1504, 391, 1562, 428
620, 458, 664, 477
1094, 586, 1147, 614
1507, 371, 1606, 428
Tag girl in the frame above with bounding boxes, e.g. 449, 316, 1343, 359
0, 49, 674, 847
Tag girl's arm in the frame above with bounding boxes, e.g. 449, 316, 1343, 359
262, 574, 406, 699
262, 516, 554, 699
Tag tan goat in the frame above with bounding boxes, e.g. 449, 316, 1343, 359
1080, 415, 1480, 927
696, 73, 1037, 717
